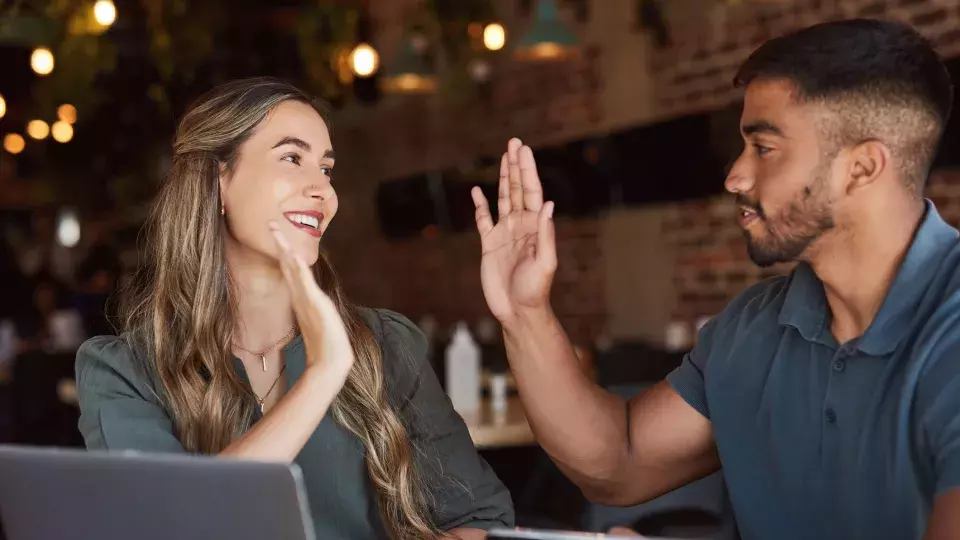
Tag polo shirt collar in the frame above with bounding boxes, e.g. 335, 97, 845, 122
779, 200, 958, 354
778, 262, 832, 347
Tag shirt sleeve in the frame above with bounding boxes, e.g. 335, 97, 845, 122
665, 319, 717, 420
664, 278, 783, 421
373, 309, 515, 532
75, 336, 186, 453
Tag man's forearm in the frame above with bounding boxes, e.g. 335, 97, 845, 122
503, 307, 629, 484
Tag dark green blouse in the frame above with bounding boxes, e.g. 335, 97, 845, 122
75, 308, 514, 539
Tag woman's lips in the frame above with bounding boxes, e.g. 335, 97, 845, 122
283, 211, 324, 238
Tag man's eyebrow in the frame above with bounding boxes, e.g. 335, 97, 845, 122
742, 120, 786, 138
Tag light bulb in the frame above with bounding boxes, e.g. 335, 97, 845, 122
27, 120, 50, 140
57, 209, 81, 248
94, 0, 117, 27
0, 94, 6, 119
57, 104, 77, 124
483, 23, 506, 51
3, 134, 25, 154
31, 47, 54, 76
350, 43, 379, 77
52, 121, 74, 143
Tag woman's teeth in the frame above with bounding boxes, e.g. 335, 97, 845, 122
289, 214, 319, 229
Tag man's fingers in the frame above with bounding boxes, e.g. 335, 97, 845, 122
497, 152, 511, 218
472, 186, 494, 236
519, 145, 544, 211
508, 138, 524, 212
536, 201, 557, 273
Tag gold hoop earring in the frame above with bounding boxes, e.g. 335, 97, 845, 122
220, 204, 225, 216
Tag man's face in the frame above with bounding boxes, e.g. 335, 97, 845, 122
724, 79, 843, 267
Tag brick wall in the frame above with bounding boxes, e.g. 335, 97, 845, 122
328, 218, 606, 344
665, 171, 960, 323
325, 0, 960, 345
652, 0, 960, 118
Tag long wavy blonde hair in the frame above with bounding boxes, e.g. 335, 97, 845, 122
121, 77, 438, 539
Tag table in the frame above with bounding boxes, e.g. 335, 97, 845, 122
460, 396, 538, 449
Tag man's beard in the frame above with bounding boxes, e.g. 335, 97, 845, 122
740, 163, 836, 268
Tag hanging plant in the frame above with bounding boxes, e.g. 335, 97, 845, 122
295, 4, 359, 106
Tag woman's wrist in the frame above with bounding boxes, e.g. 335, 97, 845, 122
302, 357, 352, 388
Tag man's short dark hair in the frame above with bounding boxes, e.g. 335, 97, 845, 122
735, 18, 954, 191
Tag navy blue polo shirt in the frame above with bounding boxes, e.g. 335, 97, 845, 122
667, 201, 960, 540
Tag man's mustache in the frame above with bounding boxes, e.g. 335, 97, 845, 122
735, 194, 765, 219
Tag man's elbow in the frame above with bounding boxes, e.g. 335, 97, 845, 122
565, 460, 690, 507
557, 459, 650, 507
575, 476, 650, 507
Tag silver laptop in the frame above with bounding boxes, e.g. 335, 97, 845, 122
487, 527, 695, 539
0, 445, 315, 540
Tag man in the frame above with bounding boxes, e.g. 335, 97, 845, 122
471, 19, 960, 540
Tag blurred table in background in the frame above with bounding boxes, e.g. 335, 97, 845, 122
462, 396, 537, 449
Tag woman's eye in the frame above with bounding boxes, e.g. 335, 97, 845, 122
321, 167, 332, 177
282, 154, 301, 166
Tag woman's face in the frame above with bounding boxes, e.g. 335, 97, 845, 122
220, 100, 337, 266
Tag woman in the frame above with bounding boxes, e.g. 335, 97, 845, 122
75, 78, 513, 539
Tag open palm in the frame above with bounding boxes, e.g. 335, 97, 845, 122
472, 138, 556, 324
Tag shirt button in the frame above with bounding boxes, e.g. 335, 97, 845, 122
825, 409, 837, 424
833, 360, 846, 372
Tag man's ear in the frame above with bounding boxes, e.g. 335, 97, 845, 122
846, 139, 890, 194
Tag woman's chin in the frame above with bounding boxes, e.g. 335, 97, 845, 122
295, 246, 321, 267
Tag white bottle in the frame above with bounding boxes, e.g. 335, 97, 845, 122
490, 373, 508, 414
445, 322, 481, 415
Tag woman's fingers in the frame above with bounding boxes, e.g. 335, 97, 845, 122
270, 223, 296, 278
270, 222, 308, 300
270, 221, 332, 315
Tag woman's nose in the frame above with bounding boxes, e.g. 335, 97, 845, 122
304, 183, 326, 201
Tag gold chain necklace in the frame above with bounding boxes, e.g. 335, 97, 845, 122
255, 365, 287, 413
234, 325, 297, 372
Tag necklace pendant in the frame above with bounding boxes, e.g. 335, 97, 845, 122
261, 354, 267, 372
259, 400, 265, 413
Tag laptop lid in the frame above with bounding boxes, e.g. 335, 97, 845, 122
487, 526, 696, 539
0, 445, 315, 540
